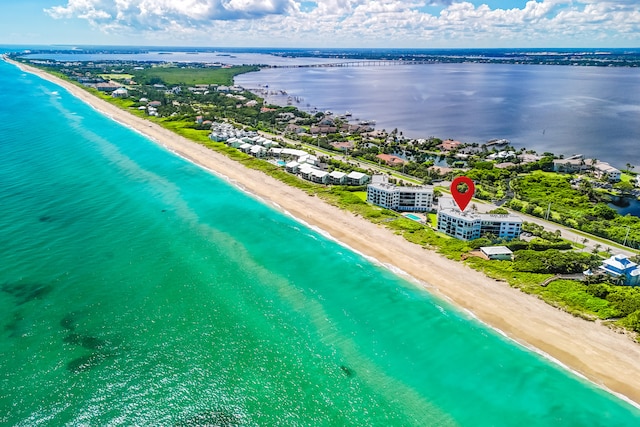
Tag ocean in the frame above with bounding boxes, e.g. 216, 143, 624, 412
1, 59, 640, 425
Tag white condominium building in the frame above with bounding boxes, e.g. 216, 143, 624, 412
437, 209, 523, 240
366, 176, 433, 212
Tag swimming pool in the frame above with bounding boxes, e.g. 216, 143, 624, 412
405, 214, 422, 222
277, 160, 286, 166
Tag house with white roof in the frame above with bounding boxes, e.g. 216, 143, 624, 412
249, 145, 266, 158
346, 171, 369, 186
299, 164, 318, 182
238, 143, 253, 154
298, 154, 319, 166
593, 162, 621, 182
309, 169, 329, 184
480, 246, 514, 260
328, 171, 347, 185
209, 133, 227, 142
285, 161, 300, 174
280, 148, 309, 160
599, 254, 640, 286
269, 147, 284, 157
226, 137, 243, 148
111, 87, 128, 98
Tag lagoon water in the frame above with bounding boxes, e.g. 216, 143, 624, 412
235, 63, 640, 169
2, 59, 640, 425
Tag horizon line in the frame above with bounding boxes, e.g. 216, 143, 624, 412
3, 44, 640, 51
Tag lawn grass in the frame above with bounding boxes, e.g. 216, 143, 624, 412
352, 191, 367, 202
133, 66, 260, 86
99, 73, 134, 80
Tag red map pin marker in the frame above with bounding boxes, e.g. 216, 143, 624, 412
450, 176, 475, 212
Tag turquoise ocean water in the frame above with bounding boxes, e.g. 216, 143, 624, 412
1, 59, 639, 426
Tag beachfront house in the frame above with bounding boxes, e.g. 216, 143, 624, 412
95, 82, 121, 92
226, 138, 243, 148
480, 246, 514, 261
309, 169, 329, 184
346, 171, 369, 186
328, 171, 347, 185
249, 145, 266, 158
599, 254, 640, 286
285, 161, 300, 174
366, 175, 433, 212
111, 87, 128, 98
239, 143, 253, 154
299, 164, 318, 182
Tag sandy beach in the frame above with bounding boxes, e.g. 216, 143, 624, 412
8, 58, 640, 406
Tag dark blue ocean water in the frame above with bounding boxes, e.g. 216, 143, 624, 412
1, 58, 640, 425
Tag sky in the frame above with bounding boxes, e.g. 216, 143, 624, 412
1, 0, 639, 48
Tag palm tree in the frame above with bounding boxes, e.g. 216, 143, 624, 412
582, 238, 589, 249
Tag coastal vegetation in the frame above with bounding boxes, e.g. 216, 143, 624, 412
508, 171, 640, 247
13, 55, 640, 339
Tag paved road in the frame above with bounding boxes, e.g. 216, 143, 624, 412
471, 199, 637, 257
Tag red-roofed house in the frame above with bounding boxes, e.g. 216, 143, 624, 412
376, 154, 406, 166
331, 141, 355, 151
438, 139, 462, 152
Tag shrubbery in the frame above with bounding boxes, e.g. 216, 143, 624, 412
513, 249, 599, 274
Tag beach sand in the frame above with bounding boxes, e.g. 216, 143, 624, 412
8, 58, 640, 406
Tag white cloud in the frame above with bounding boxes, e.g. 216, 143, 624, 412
46, 0, 297, 25
44, 0, 640, 46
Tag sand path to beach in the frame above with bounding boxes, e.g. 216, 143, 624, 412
8, 58, 640, 406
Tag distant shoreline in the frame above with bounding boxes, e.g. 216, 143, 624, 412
6, 56, 640, 407
14, 46, 640, 68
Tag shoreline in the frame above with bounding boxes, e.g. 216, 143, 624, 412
7, 57, 640, 407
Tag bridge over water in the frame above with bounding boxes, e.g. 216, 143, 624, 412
267, 60, 435, 69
